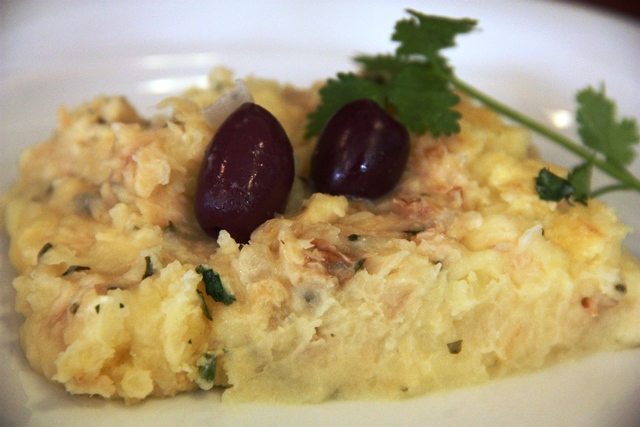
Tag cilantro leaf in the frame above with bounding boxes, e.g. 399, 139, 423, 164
306, 9, 640, 200
387, 64, 461, 136
576, 85, 639, 168
535, 168, 575, 202
305, 11, 476, 140
534, 166, 591, 205
354, 54, 410, 81
393, 10, 477, 73
305, 73, 386, 138
196, 265, 236, 306
566, 162, 592, 204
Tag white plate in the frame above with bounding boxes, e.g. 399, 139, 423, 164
1, 1, 639, 426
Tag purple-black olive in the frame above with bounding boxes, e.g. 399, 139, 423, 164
310, 99, 410, 198
194, 102, 294, 243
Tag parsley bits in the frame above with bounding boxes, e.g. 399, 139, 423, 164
62, 265, 91, 276
37, 242, 53, 261
447, 340, 463, 354
142, 256, 155, 280
195, 352, 217, 390
196, 265, 236, 306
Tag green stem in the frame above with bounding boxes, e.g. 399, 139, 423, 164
449, 76, 640, 194
591, 183, 633, 198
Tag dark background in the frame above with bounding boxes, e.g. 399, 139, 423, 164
559, 0, 640, 20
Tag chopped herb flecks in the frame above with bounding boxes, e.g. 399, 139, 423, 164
403, 229, 425, 236
196, 265, 236, 305
354, 258, 366, 272
69, 302, 80, 315
62, 265, 91, 276
447, 340, 463, 354
142, 256, 155, 280
95, 304, 101, 314
195, 352, 217, 390
535, 168, 576, 203
37, 242, 53, 261
197, 290, 213, 321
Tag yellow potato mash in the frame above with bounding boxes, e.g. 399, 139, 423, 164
1, 67, 639, 404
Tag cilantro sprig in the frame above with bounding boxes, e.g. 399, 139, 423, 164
305, 11, 476, 139
305, 9, 640, 203
455, 79, 640, 202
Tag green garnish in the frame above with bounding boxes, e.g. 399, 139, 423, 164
142, 255, 155, 280
403, 229, 425, 236
577, 86, 638, 169
196, 265, 236, 306
306, 9, 640, 202
447, 339, 463, 354
69, 302, 80, 315
197, 290, 213, 321
305, 73, 386, 138
195, 351, 217, 390
306, 11, 475, 139
354, 258, 366, 272
62, 265, 91, 276
615, 283, 627, 294
532, 85, 639, 202
536, 168, 575, 203
37, 242, 53, 261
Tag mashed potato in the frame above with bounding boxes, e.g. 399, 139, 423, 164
1, 67, 639, 404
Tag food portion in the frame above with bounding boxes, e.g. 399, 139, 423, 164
1, 67, 639, 404
1, 10, 640, 405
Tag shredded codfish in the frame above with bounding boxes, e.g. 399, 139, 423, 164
1, 67, 639, 404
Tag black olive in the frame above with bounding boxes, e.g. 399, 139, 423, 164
194, 103, 294, 243
311, 99, 409, 198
